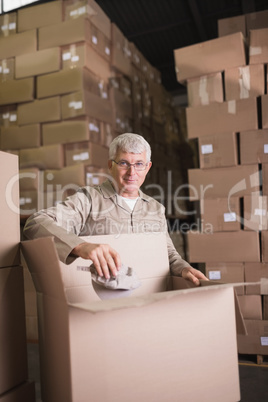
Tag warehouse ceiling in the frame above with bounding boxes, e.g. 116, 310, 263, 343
94, 0, 268, 96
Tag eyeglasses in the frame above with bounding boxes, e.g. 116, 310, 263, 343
112, 160, 149, 171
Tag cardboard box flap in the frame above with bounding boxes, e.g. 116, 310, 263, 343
261, 277, 268, 294
21, 237, 66, 301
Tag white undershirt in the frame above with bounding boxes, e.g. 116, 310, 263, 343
121, 196, 139, 211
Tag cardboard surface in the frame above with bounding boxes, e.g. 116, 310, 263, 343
17, 96, 61, 126
0, 29, 36, 60
21, 235, 241, 402
64, 141, 108, 168
240, 129, 268, 165
249, 27, 268, 64
15, 47, 61, 79
42, 119, 90, 146
200, 197, 240, 232
237, 295, 262, 320
17, 0, 63, 32
205, 262, 244, 295
244, 262, 268, 294
261, 95, 268, 129
19, 144, 64, 170
0, 77, 34, 106
237, 319, 268, 355
0, 124, 41, 150
243, 194, 268, 231
218, 15, 246, 37
0, 151, 20, 267
187, 72, 223, 107
187, 231, 260, 263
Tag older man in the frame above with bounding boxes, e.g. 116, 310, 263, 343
23, 133, 207, 285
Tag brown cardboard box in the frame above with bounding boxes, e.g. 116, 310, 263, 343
240, 129, 268, 164
244, 262, 268, 294
243, 195, 268, 231
0, 381, 36, 402
17, 96, 61, 125
21, 234, 241, 402
64, 141, 108, 168
43, 164, 86, 191
200, 197, 240, 232
237, 319, 268, 355
0, 124, 41, 150
237, 295, 263, 319
246, 10, 268, 33
261, 231, 268, 262
17, 0, 63, 32
187, 72, 223, 107
0, 151, 20, 267
224, 64, 265, 101
19, 168, 40, 191
61, 42, 111, 81
111, 22, 132, 77
15, 47, 61, 79
0, 12, 17, 38
37, 67, 108, 99
261, 162, 268, 196
174, 32, 246, 83
110, 86, 133, 119
198, 132, 238, 169
0, 77, 34, 106
0, 29, 36, 59
188, 164, 260, 200
20, 190, 39, 219
85, 166, 108, 186
63, 0, 111, 40
19, 144, 64, 170
61, 89, 113, 123
0, 105, 17, 127
38, 16, 91, 50
42, 119, 90, 146
205, 262, 244, 295
0, 58, 15, 82
263, 296, 268, 320
218, 15, 246, 37
0, 267, 28, 395
187, 230, 260, 263
261, 95, 268, 128
186, 97, 258, 138
249, 27, 268, 64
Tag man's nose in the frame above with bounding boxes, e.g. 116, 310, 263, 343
127, 164, 136, 173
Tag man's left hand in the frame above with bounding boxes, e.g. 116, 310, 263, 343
182, 267, 209, 286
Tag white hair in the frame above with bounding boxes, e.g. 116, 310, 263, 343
109, 133, 151, 162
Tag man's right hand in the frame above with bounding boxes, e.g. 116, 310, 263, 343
72, 242, 121, 279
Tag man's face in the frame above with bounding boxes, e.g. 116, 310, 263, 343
108, 150, 152, 198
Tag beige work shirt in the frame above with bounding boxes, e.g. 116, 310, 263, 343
23, 180, 191, 275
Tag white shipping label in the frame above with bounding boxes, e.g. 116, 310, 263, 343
250, 46, 262, 56
10, 114, 17, 121
73, 152, 89, 161
224, 212, 237, 222
254, 208, 266, 216
201, 144, 213, 154
105, 47, 110, 55
92, 36, 98, 45
209, 271, 221, 280
260, 337, 268, 346
62, 52, 71, 61
69, 101, 83, 110
89, 123, 99, 132
264, 144, 268, 154
9, 22, 16, 30
228, 100, 236, 114
71, 55, 79, 62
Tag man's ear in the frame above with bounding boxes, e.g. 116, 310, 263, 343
108, 160, 112, 170
147, 161, 152, 172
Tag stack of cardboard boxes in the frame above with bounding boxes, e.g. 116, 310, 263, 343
0, 0, 190, 222
0, 151, 35, 401
174, 9, 268, 357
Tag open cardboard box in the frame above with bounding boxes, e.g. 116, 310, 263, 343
21, 233, 244, 402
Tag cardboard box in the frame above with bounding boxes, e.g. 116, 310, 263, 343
246, 10, 268, 33
42, 119, 90, 146
186, 97, 258, 138
249, 27, 268, 64
263, 296, 268, 320
187, 230, 260, 263
0, 58, 15, 82
43, 164, 86, 191
243, 194, 268, 231
240, 129, 268, 164
0, 124, 41, 150
0, 151, 20, 267
224, 64, 265, 101
237, 319, 268, 355
19, 168, 40, 191
64, 141, 108, 168
21, 234, 241, 402
261, 231, 268, 262
61, 42, 111, 81
244, 262, 268, 294
200, 197, 240, 232
17, 0, 63, 32
38, 16, 91, 50
0, 29, 36, 60
261, 162, 268, 196
37, 67, 108, 99
111, 22, 132, 77
0, 267, 28, 395
0, 12, 17, 38
187, 72, 223, 107
205, 262, 244, 295
85, 166, 108, 187
188, 164, 260, 200
0, 381, 35, 402
261, 95, 268, 129
237, 295, 262, 319
174, 32, 246, 83
0, 105, 17, 128
0, 77, 34, 106
17, 96, 61, 126
61, 89, 113, 123
15, 47, 61, 79
218, 15, 246, 37
19, 144, 64, 170
20, 190, 39, 219
198, 132, 238, 169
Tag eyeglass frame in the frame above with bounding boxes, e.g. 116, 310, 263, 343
112, 159, 149, 171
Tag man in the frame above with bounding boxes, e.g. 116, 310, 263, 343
24, 133, 208, 285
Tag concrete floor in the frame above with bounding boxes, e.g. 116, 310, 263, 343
27, 343, 268, 402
